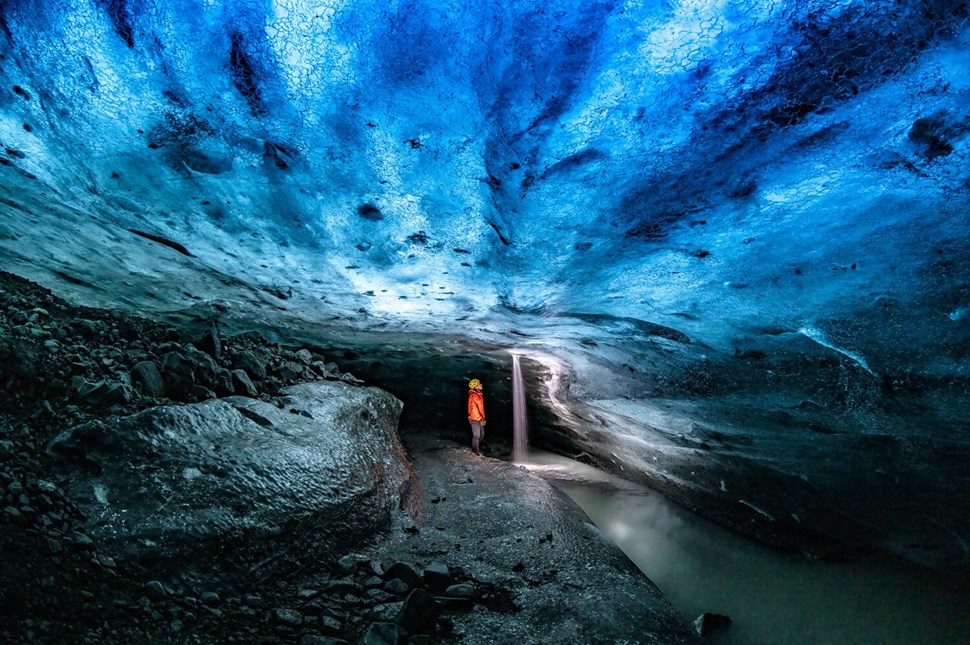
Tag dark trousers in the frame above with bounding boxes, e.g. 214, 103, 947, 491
469, 419, 485, 453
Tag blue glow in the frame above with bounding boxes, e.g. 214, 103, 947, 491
0, 0, 968, 572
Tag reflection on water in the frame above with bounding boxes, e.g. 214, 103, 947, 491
520, 450, 970, 645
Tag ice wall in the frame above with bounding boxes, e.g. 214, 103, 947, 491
0, 0, 968, 568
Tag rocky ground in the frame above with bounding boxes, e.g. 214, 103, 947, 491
363, 434, 701, 644
0, 271, 700, 643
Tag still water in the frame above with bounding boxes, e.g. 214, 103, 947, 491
521, 450, 970, 645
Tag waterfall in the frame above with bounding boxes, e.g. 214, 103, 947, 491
512, 354, 529, 462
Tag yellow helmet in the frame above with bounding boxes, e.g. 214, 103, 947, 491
468, 378, 481, 389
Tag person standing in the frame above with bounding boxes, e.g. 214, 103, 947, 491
467, 378, 485, 454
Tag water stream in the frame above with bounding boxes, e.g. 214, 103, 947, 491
521, 449, 970, 645
511, 354, 529, 463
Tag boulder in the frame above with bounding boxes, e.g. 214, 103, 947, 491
422, 561, 452, 592
131, 361, 165, 397
211, 367, 235, 397
145, 580, 168, 600
71, 319, 103, 338
72, 376, 132, 406
184, 345, 224, 392
160, 351, 195, 398
47, 381, 412, 581
335, 554, 357, 576
383, 563, 421, 590
232, 350, 267, 381
281, 361, 305, 381
230, 369, 258, 397
394, 589, 439, 635
443, 583, 475, 599
196, 320, 223, 361
162, 346, 233, 399
196, 591, 218, 607
274, 607, 303, 626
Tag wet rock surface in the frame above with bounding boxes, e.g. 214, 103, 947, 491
47, 381, 412, 581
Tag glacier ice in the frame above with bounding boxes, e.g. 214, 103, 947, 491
0, 0, 968, 569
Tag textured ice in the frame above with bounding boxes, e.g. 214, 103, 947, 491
0, 1, 968, 568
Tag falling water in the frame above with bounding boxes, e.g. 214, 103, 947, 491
512, 354, 529, 462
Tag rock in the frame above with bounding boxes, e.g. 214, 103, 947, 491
160, 351, 196, 398
394, 589, 439, 635
359, 622, 407, 645
281, 361, 305, 381
443, 583, 475, 599
201, 591, 221, 607
72, 376, 132, 406
197, 320, 222, 361
46, 382, 412, 580
243, 594, 263, 609
384, 579, 410, 595
294, 349, 313, 364
368, 560, 385, 577
185, 345, 228, 394
693, 612, 732, 637
161, 346, 231, 398
318, 615, 341, 633
369, 602, 404, 622
230, 369, 258, 397
72, 319, 103, 338
36, 480, 57, 494
383, 563, 421, 590
367, 589, 394, 603
4, 506, 26, 525
232, 350, 267, 381
324, 579, 363, 596
212, 368, 235, 397
297, 588, 321, 600
274, 607, 303, 626
364, 576, 384, 589
145, 580, 167, 600
191, 384, 216, 401
131, 361, 165, 396
422, 561, 452, 592
335, 555, 357, 576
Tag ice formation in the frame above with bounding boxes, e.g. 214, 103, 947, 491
0, 0, 967, 569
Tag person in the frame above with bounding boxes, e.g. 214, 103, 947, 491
467, 378, 485, 454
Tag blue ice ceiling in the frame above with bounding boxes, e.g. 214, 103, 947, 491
1, 0, 969, 569
1, 0, 968, 367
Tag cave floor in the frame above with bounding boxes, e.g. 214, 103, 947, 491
364, 432, 701, 644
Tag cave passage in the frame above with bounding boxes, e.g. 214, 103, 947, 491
0, 0, 969, 643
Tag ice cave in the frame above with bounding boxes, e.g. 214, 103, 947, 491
0, 0, 968, 643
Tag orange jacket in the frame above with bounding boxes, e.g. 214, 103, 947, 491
468, 389, 485, 421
